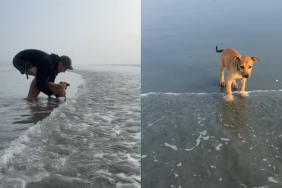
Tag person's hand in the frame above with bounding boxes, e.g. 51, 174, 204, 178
58, 90, 66, 97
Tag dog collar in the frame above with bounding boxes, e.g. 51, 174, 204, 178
235, 63, 242, 75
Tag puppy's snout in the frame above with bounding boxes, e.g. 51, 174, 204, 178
244, 75, 249, 78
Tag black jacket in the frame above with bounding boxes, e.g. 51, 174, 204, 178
15, 49, 60, 96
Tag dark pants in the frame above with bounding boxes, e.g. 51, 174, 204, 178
13, 55, 34, 75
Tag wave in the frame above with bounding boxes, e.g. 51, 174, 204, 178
141, 89, 282, 97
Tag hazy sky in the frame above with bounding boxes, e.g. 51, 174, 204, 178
0, 0, 140, 66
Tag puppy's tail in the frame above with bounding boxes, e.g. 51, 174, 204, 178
216, 46, 224, 53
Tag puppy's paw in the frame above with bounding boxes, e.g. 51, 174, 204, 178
241, 92, 247, 98
226, 95, 233, 102
220, 81, 226, 87
233, 84, 238, 90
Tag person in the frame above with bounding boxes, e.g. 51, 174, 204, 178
12, 49, 73, 100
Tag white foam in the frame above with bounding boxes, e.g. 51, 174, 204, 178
141, 155, 147, 159
60, 113, 66, 118
148, 118, 162, 127
184, 130, 209, 151
93, 153, 104, 158
197, 117, 205, 126
220, 138, 230, 141
116, 182, 140, 188
100, 115, 113, 123
0, 178, 26, 188
0, 124, 41, 171
210, 165, 216, 169
177, 163, 182, 167
268, 177, 278, 183
48, 174, 91, 184
215, 143, 223, 151
141, 89, 282, 97
125, 154, 140, 166
75, 122, 90, 130
240, 183, 247, 187
164, 143, 177, 150
174, 173, 179, 178
54, 157, 68, 170
140, 92, 157, 97
130, 133, 140, 140
223, 123, 229, 127
115, 173, 141, 183
166, 93, 180, 95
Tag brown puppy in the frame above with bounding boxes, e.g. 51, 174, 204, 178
47, 81, 70, 95
216, 46, 260, 101
59, 81, 70, 90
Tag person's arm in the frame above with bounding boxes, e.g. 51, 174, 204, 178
46, 74, 65, 97
48, 75, 56, 83
36, 66, 54, 96
47, 82, 66, 94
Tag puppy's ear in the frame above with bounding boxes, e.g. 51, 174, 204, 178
231, 55, 241, 62
251, 56, 260, 63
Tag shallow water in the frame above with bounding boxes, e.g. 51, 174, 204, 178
141, 91, 282, 188
141, 0, 282, 94
0, 65, 141, 188
141, 1, 282, 187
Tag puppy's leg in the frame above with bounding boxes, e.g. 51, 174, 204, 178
232, 80, 238, 90
240, 78, 247, 97
220, 63, 225, 87
226, 76, 233, 101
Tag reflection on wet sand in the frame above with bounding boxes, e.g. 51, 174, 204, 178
13, 98, 64, 125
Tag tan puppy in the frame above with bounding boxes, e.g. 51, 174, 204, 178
59, 81, 70, 90
47, 81, 70, 95
216, 46, 260, 101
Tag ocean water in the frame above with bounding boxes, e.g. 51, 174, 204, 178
142, 91, 282, 188
141, 0, 282, 187
0, 64, 141, 188
141, 0, 282, 94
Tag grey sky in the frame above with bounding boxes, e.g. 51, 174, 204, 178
0, 0, 140, 66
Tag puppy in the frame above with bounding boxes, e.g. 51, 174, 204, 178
47, 81, 70, 98
59, 81, 70, 90
216, 46, 260, 101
